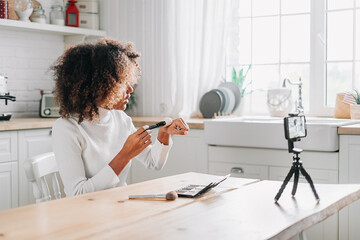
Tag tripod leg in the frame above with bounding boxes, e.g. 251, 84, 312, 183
300, 166, 320, 201
291, 167, 299, 196
274, 166, 295, 202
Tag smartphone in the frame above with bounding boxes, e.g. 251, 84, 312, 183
284, 115, 307, 140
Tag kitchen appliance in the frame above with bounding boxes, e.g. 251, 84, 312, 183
0, 74, 16, 121
40, 91, 60, 118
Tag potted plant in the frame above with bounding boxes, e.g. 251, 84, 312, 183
230, 65, 252, 116
350, 89, 360, 119
232, 65, 252, 97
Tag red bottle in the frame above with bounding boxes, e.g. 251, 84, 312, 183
0, 0, 9, 19
66, 0, 79, 27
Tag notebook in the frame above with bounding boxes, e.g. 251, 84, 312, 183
175, 174, 230, 198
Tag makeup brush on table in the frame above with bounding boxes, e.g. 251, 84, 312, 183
128, 191, 178, 201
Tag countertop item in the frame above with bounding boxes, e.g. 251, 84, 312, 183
199, 89, 224, 118
338, 123, 360, 135
0, 172, 359, 240
50, 5, 64, 26
219, 82, 241, 112
0, 117, 205, 131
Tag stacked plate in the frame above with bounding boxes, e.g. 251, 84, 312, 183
199, 82, 241, 118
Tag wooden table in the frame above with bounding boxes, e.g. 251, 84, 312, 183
0, 172, 359, 240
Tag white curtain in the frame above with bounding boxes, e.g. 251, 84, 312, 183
100, 0, 231, 118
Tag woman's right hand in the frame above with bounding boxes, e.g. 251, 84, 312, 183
120, 126, 152, 160
110, 126, 152, 175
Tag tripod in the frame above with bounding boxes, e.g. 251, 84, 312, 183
274, 147, 320, 202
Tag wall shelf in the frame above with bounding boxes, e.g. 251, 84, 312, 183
0, 19, 106, 46
0, 19, 106, 37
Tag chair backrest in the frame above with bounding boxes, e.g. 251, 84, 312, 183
24, 152, 62, 203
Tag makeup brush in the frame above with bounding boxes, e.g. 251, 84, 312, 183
147, 117, 173, 130
128, 191, 178, 201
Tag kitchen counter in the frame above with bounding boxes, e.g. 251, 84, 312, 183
0, 117, 205, 131
2, 117, 360, 133
0, 118, 57, 131
338, 123, 360, 135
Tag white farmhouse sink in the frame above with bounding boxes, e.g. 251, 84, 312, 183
204, 116, 360, 152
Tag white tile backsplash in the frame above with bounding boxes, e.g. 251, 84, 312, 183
0, 29, 64, 117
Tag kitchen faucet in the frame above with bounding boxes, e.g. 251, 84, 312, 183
282, 77, 303, 115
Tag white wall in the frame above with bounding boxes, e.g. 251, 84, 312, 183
0, 30, 64, 117
0, 1, 65, 117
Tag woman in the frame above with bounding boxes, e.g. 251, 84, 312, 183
51, 38, 189, 197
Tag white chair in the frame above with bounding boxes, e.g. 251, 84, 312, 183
24, 152, 62, 203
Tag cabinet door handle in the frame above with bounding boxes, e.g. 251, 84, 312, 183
49, 130, 52, 136
231, 167, 244, 174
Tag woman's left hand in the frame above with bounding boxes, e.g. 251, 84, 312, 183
162, 118, 189, 135
157, 118, 189, 145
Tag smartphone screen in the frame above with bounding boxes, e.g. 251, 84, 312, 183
284, 116, 307, 140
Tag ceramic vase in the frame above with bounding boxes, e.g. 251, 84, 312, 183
350, 104, 360, 119
14, 0, 33, 22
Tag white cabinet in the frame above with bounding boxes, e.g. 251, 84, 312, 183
0, 131, 17, 162
18, 129, 53, 206
0, 162, 18, 210
0, 131, 18, 210
339, 135, 360, 240
208, 145, 339, 240
0, 128, 53, 210
130, 129, 208, 184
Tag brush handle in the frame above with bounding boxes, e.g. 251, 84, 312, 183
129, 194, 165, 199
146, 118, 173, 130
147, 121, 166, 130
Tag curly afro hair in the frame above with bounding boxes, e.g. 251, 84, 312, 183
51, 38, 141, 124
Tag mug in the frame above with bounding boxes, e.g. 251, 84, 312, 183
0, 0, 9, 19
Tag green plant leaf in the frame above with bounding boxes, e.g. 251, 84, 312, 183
230, 65, 253, 97
232, 68, 239, 85
351, 89, 360, 104
244, 65, 251, 79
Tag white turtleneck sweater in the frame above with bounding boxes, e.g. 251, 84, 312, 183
52, 108, 172, 197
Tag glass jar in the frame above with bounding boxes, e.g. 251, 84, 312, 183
30, 6, 46, 24
50, 5, 64, 26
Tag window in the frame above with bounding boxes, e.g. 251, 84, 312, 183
227, 0, 360, 116
326, 0, 360, 107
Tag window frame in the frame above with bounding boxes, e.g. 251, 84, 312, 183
310, 0, 330, 116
